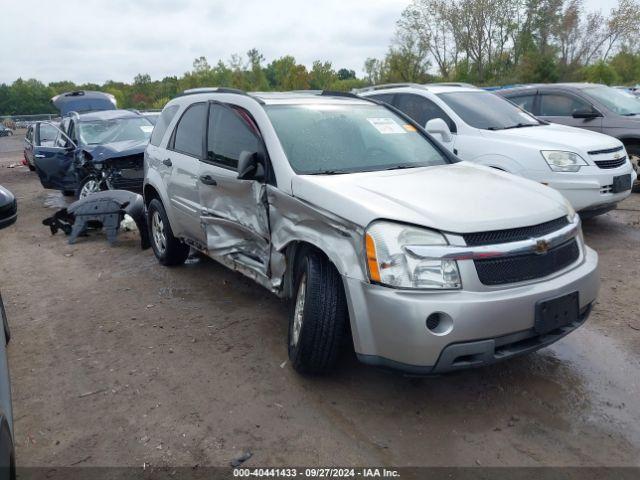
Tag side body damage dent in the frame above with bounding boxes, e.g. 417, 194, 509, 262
196, 185, 367, 298
267, 187, 367, 293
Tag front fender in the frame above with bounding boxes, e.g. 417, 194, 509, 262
143, 167, 178, 233
267, 187, 367, 290
469, 154, 526, 174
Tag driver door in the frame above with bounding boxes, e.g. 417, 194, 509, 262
198, 102, 271, 277
33, 122, 77, 190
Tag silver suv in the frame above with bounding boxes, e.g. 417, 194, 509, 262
144, 88, 599, 375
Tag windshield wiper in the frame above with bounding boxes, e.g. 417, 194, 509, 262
307, 169, 347, 175
622, 113, 640, 116
487, 123, 538, 131
383, 164, 421, 171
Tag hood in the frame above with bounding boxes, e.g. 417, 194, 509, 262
83, 139, 148, 163
482, 123, 621, 153
291, 162, 569, 233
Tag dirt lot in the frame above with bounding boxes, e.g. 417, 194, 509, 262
0, 132, 639, 468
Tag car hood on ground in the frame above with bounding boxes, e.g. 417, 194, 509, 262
291, 162, 569, 233
0, 185, 15, 208
482, 123, 621, 153
83, 139, 148, 163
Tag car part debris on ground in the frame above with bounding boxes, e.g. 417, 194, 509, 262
42, 190, 149, 248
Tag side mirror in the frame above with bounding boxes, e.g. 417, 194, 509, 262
237, 151, 265, 182
572, 109, 601, 119
425, 118, 453, 142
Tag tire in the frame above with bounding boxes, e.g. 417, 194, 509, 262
76, 175, 106, 199
62, 190, 75, 197
147, 198, 189, 266
288, 251, 348, 374
625, 144, 640, 192
0, 293, 9, 345
27, 163, 35, 172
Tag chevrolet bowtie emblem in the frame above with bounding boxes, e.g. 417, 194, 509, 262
534, 239, 550, 254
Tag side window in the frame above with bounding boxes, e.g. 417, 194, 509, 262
368, 93, 395, 105
507, 94, 536, 114
539, 93, 591, 116
171, 103, 207, 157
150, 104, 180, 146
395, 94, 457, 132
39, 123, 58, 146
207, 104, 261, 170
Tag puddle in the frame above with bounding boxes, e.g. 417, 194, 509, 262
545, 326, 640, 444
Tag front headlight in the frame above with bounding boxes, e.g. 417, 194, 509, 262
541, 151, 587, 172
365, 221, 461, 289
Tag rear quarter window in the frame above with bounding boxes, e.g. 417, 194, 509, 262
150, 104, 180, 147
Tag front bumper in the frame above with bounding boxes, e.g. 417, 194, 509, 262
343, 245, 599, 374
523, 164, 637, 212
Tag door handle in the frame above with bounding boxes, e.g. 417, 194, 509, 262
199, 175, 217, 186
162, 158, 172, 167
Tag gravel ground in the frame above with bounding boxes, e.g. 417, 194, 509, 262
0, 132, 639, 468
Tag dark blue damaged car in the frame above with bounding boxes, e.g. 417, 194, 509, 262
33, 110, 153, 198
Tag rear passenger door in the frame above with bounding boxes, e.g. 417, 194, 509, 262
538, 91, 603, 132
198, 102, 271, 276
165, 102, 208, 243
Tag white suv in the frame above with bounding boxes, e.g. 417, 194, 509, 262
144, 88, 599, 375
359, 84, 637, 217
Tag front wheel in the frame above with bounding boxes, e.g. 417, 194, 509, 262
147, 198, 189, 266
76, 175, 106, 199
288, 251, 348, 374
626, 144, 640, 192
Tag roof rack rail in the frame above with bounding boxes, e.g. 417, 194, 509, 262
319, 90, 361, 99
179, 87, 265, 104
353, 83, 428, 94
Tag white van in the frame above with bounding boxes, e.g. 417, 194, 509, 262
358, 84, 637, 217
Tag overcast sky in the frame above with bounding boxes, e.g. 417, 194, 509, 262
0, 0, 622, 85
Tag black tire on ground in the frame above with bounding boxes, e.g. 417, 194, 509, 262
288, 250, 348, 374
147, 198, 189, 266
27, 163, 35, 172
0, 293, 9, 345
625, 144, 640, 192
75, 175, 106, 199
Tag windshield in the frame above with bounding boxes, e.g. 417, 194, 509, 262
583, 85, 640, 116
265, 104, 448, 174
78, 117, 153, 145
438, 91, 541, 130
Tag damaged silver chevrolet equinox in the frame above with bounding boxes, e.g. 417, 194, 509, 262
144, 88, 600, 375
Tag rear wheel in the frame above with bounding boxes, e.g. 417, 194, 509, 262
148, 198, 189, 266
288, 251, 348, 374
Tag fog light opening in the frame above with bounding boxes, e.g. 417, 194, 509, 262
426, 312, 453, 336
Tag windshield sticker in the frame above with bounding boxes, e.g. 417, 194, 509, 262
367, 118, 406, 134
140, 126, 154, 133
403, 124, 417, 132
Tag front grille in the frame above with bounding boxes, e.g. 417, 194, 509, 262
0, 199, 17, 219
463, 217, 569, 247
595, 157, 627, 169
588, 145, 624, 156
475, 239, 580, 285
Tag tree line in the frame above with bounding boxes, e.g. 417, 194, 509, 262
1, 0, 639, 115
